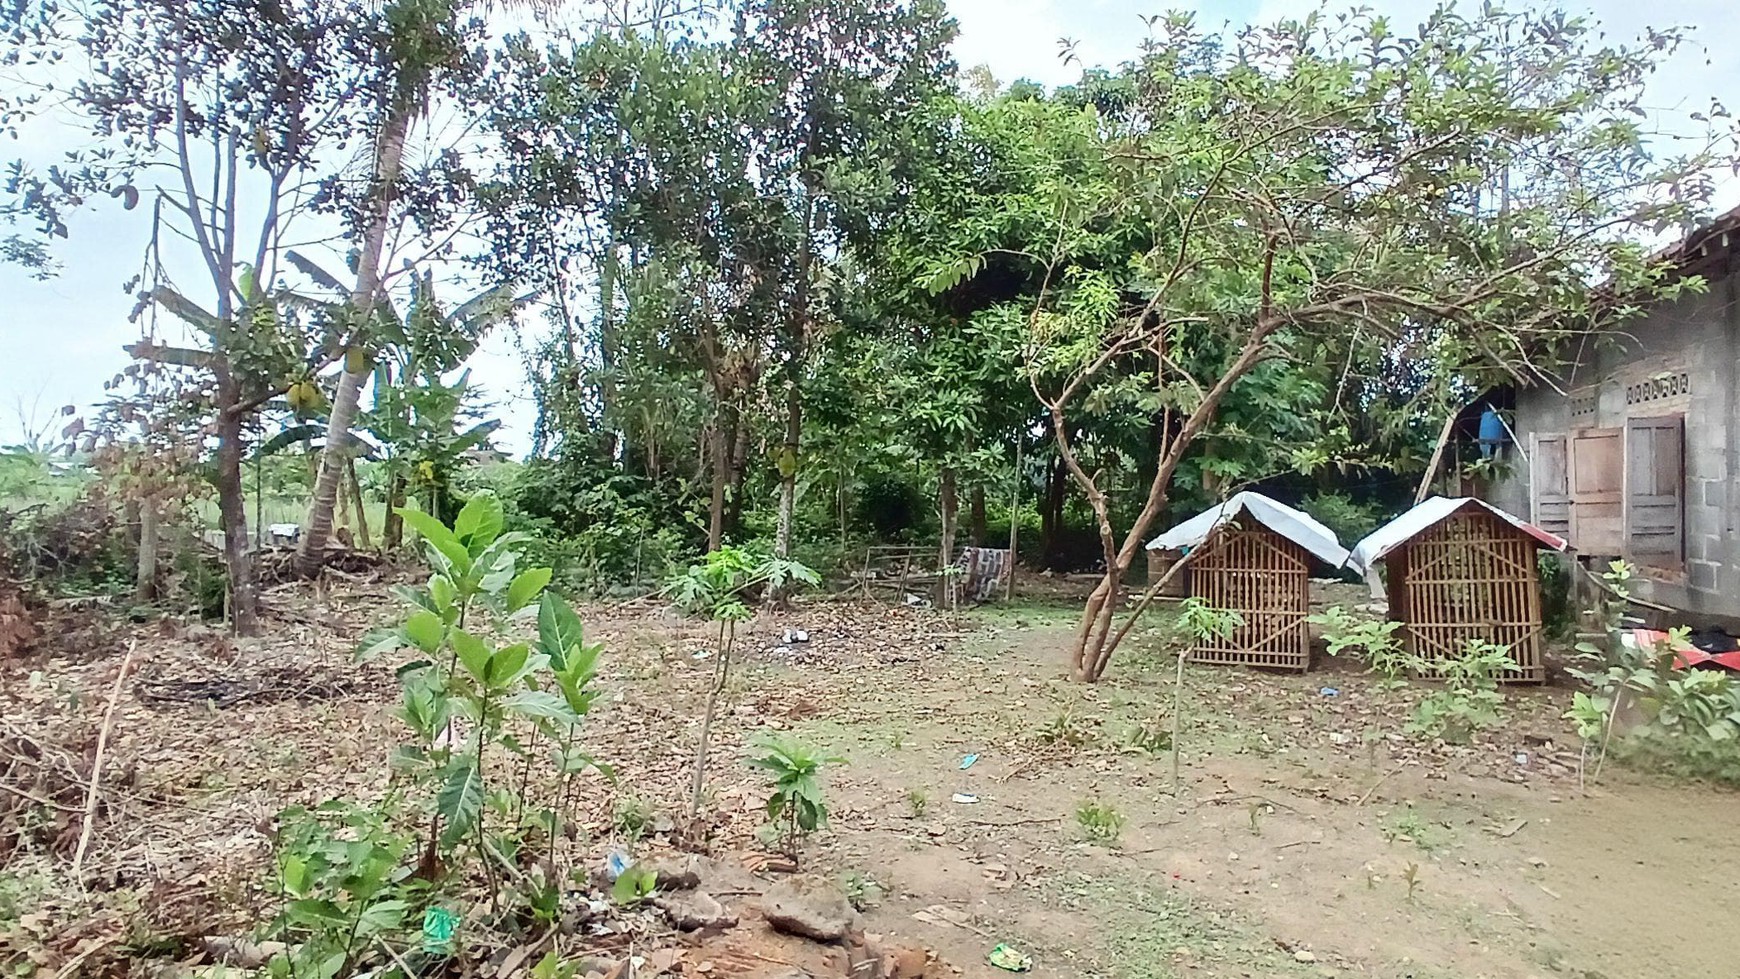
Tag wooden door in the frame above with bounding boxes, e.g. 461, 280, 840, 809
1625, 415, 1684, 566
1568, 427, 1622, 554
1531, 434, 1570, 538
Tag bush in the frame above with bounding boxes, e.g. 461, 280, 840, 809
1538, 552, 1574, 638
1298, 491, 1385, 548
492, 458, 703, 594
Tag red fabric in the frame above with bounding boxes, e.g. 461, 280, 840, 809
1629, 629, 1740, 672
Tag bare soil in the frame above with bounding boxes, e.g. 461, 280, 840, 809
2, 577, 1733, 978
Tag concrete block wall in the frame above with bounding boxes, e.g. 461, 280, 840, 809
1491, 266, 1737, 622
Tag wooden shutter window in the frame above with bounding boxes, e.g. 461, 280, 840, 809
1568, 427, 1622, 554
1625, 414, 1684, 566
1531, 434, 1570, 538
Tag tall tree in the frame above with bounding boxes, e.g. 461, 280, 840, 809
295, 0, 510, 574
3, 0, 378, 633
946, 8, 1736, 679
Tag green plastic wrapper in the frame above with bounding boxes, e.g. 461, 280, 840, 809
422, 906, 459, 954
987, 943, 1032, 972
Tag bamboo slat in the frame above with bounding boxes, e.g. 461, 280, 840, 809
1391, 510, 1546, 683
1186, 525, 1311, 671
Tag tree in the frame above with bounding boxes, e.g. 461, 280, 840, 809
936, 8, 1735, 679
295, 0, 519, 576
4, 0, 379, 634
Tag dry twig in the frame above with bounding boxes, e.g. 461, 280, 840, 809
72, 640, 135, 885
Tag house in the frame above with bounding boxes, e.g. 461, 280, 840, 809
1481, 205, 1740, 625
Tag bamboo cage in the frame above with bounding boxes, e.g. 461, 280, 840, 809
1380, 508, 1546, 684
1186, 524, 1312, 671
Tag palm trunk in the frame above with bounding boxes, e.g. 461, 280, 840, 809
295, 98, 411, 577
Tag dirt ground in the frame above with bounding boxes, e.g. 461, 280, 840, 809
2, 574, 1735, 978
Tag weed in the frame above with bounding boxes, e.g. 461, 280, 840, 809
1126, 722, 1173, 756
613, 796, 652, 839
747, 734, 842, 858
841, 869, 883, 911
1402, 861, 1422, 901
1178, 597, 1244, 644
905, 787, 928, 818
1381, 806, 1445, 853
1407, 639, 1513, 742
1037, 708, 1096, 747
1075, 799, 1126, 844
1309, 606, 1409, 687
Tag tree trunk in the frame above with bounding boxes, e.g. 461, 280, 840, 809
135, 495, 159, 604
1040, 456, 1066, 567
727, 416, 750, 538
707, 415, 729, 553
969, 484, 987, 546
775, 380, 799, 562
295, 97, 412, 578
347, 456, 371, 549
383, 470, 406, 549
938, 466, 958, 603
215, 381, 259, 635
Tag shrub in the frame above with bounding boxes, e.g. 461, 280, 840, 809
1298, 492, 1385, 550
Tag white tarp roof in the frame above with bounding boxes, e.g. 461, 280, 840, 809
1348, 496, 1568, 573
1146, 491, 1351, 569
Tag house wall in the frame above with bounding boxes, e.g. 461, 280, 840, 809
1494, 260, 1738, 622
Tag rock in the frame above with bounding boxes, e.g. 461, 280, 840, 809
760, 878, 859, 943
1293, 949, 1318, 963
886, 945, 930, 978
651, 813, 677, 835
646, 853, 706, 890
652, 890, 737, 931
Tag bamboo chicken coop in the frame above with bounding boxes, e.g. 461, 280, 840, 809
1350, 497, 1567, 684
1148, 492, 1351, 671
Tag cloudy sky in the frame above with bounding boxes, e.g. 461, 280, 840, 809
3, 0, 1736, 453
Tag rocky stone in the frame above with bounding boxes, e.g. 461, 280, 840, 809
652, 890, 737, 931
645, 853, 706, 890
760, 878, 859, 943
1293, 949, 1318, 963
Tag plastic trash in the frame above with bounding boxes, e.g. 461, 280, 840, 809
987, 944, 1032, 972
421, 906, 459, 953
606, 849, 633, 879
1318, 686, 1339, 697
951, 792, 980, 804
959, 753, 979, 770
781, 627, 810, 644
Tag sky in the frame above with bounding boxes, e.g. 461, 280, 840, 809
3, 0, 1738, 455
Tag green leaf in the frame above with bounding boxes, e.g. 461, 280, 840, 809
500, 690, 581, 724
397, 506, 470, 573
356, 899, 411, 937
506, 567, 553, 613
485, 644, 541, 691
437, 760, 484, 847
611, 864, 658, 906
538, 593, 585, 668
451, 628, 492, 682
354, 627, 405, 663
454, 492, 505, 555
286, 899, 349, 929
404, 610, 445, 654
